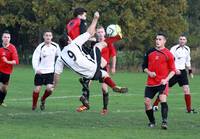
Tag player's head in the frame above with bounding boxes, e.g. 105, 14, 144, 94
155, 33, 166, 49
179, 34, 187, 46
74, 7, 87, 20
43, 30, 53, 44
2, 30, 11, 45
96, 25, 106, 41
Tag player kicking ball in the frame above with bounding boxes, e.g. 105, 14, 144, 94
54, 11, 128, 112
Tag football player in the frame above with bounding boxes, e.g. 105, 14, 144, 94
32, 30, 61, 110
0, 30, 19, 107
54, 12, 128, 111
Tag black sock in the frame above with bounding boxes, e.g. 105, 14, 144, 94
161, 102, 168, 122
146, 109, 155, 123
0, 90, 7, 104
81, 78, 90, 100
82, 89, 90, 101
103, 93, 109, 109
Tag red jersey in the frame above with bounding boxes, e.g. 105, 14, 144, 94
102, 35, 121, 63
66, 18, 81, 40
101, 43, 116, 63
142, 47, 175, 86
0, 43, 19, 74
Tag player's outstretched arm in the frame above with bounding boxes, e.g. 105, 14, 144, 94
87, 11, 99, 36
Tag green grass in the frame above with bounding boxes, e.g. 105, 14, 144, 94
0, 65, 200, 139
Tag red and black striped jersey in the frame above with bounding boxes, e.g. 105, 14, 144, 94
0, 43, 19, 74
142, 47, 176, 86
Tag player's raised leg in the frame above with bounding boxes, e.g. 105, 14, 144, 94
101, 70, 128, 93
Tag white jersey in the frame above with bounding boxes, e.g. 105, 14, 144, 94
170, 44, 191, 70
32, 42, 61, 74
55, 32, 97, 79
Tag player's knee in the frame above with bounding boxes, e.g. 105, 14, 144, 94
102, 87, 108, 94
46, 85, 54, 92
144, 99, 151, 108
34, 86, 41, 93
183, 86, 190, 94
1, 85, 8, 92
159, 94, 167, 102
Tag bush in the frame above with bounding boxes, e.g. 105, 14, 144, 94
116, 50, 143, 71
191, 47, 200, 73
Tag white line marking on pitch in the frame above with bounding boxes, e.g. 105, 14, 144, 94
6, 92, 199, 102
6, 94, 135, 102
0, 107, 192, 117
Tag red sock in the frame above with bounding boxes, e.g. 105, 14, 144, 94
41, 90, 52, 102
103, 77, 116, 88
153, 97, 160, 106
185, 94, 191, 112
32, 91, 39, 108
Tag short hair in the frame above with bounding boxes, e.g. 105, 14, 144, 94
96, 25, 104, 30
73, 7, 87, 17
156, 32, 167, 39
2, 30, 10, 36
179, 33, 187, 38
43, 29, 52, 35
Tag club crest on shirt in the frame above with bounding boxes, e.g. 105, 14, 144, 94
155, 56, 159, 60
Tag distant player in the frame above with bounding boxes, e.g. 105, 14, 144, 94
142, 33, 176, 129
32, 30, 61, 111
0, 30, 19, 107
54, 12, 128, 108
153, 35, 197, 113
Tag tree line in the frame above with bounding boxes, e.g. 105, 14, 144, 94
0, 0, 199, 69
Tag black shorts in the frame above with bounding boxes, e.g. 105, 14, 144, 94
91, 47, 102, 80
0, 72, 10, 85
34, 73, 54, 86
144, 85, 167, 99
169, 69, 188, 87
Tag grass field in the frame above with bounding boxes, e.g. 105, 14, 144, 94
0, 65, 200, 139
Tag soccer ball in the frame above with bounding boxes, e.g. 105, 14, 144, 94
153, 106, 159, 112
106, 24, 121, 37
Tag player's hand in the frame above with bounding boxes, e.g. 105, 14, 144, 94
148, 71, 156, 78
2, 56, 8, 63
175, 69, 181, 75
67, 36, 72, 44
94, 11, 100, 19
189, 73, 194, 79
161, 78, 168, 85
